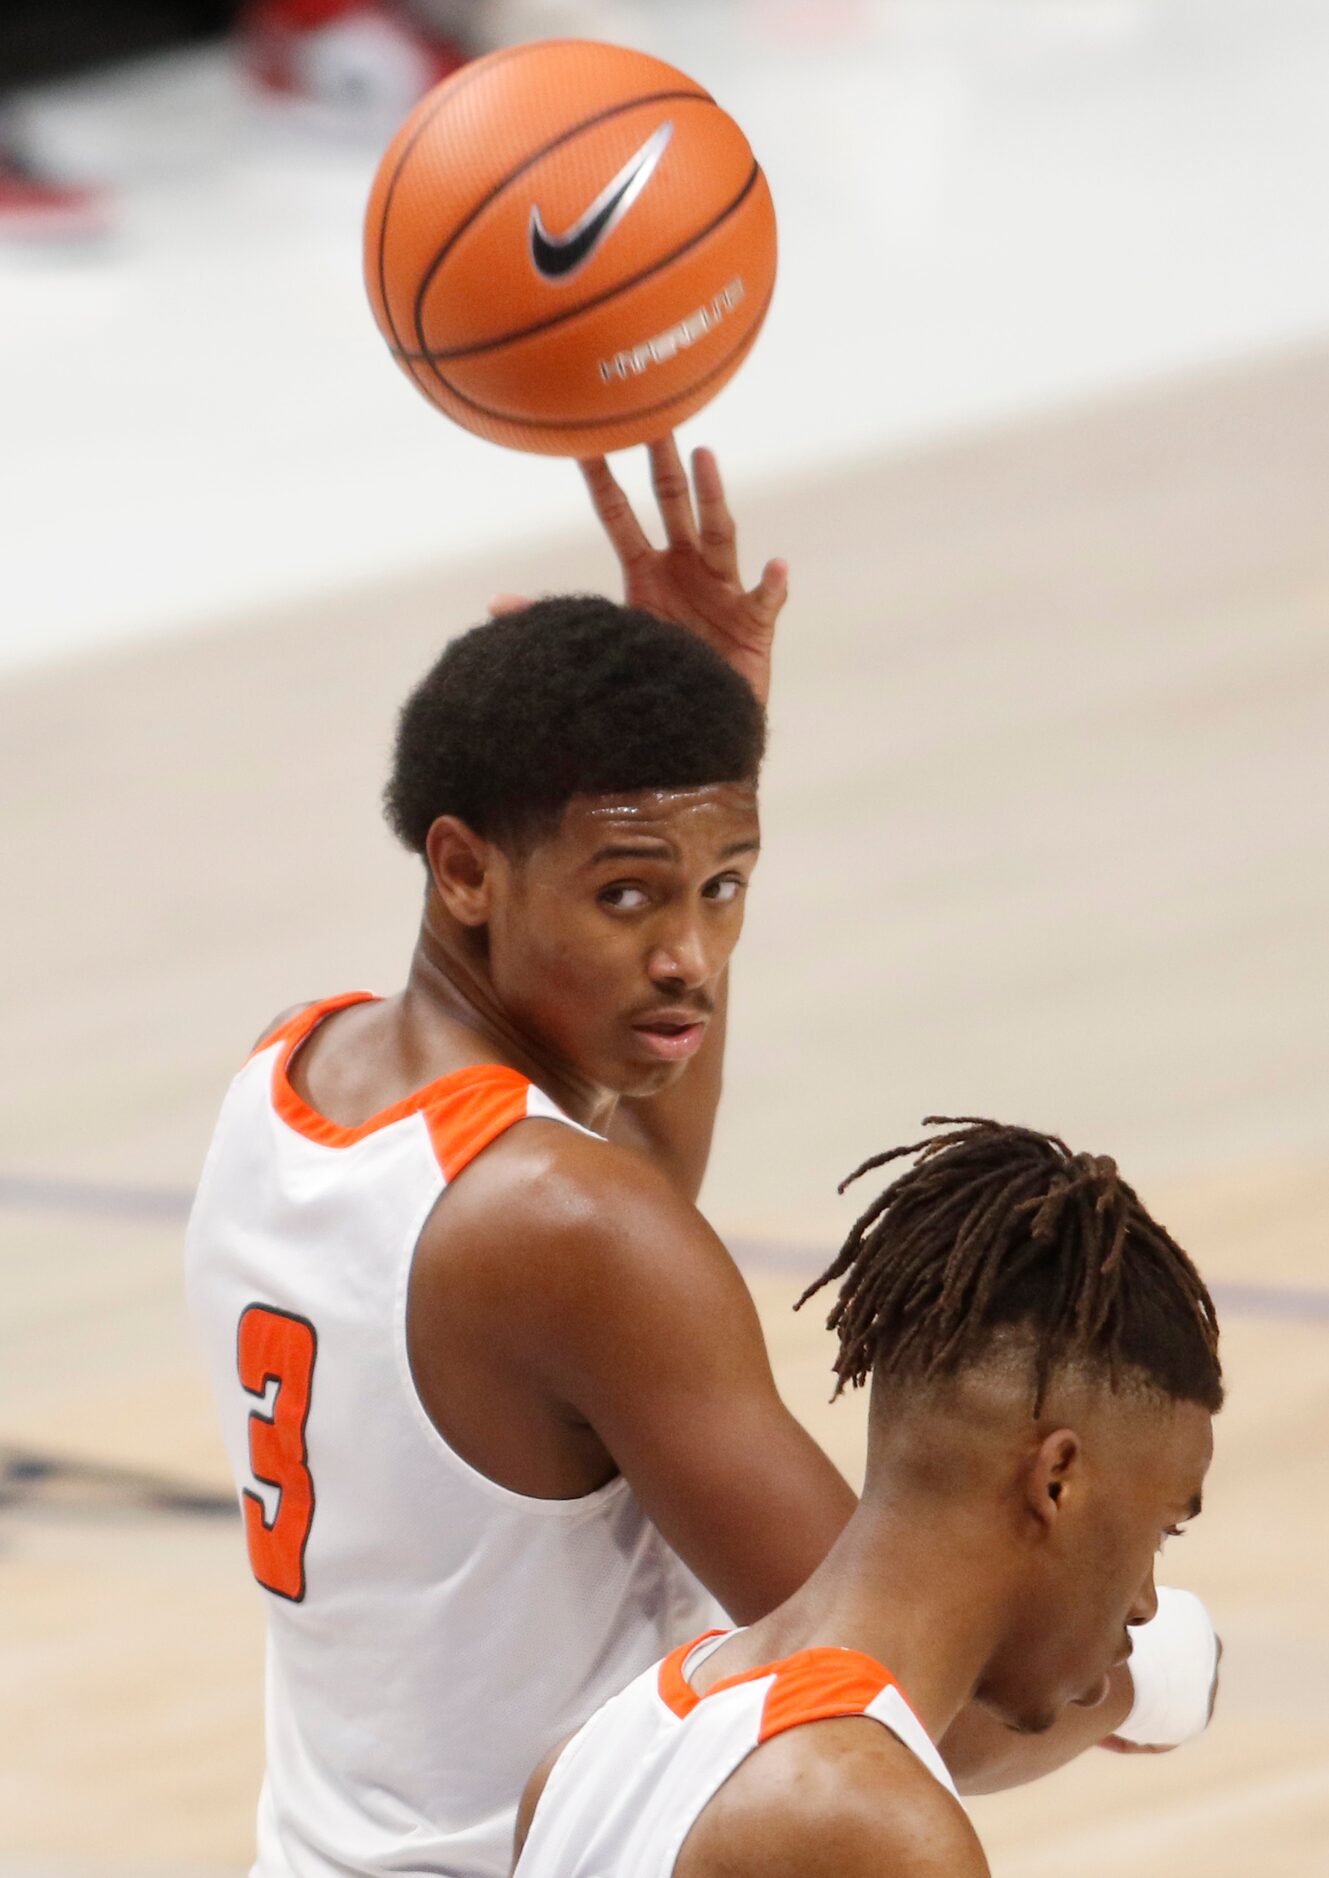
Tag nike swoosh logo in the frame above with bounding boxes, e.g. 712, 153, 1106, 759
529, 120, 674, 281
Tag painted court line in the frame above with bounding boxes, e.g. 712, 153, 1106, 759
0, 1172, 197, 1221
2, 1173, 1326, 1324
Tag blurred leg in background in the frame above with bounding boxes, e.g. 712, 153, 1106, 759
0, 0, 487, 242
0, 102, 111, 241
0, 0, 236, 243
238, 0, 475, 133
235, 0, 627, 133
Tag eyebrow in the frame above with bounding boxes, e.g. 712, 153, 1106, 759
1183, 1494, 1203, 1519
587, 838, 760, 866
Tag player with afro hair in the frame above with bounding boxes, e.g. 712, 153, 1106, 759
384, 593, 766, 857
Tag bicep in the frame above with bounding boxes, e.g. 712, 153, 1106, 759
546, 1194, 855, 1621
442, 1132, 855, 1622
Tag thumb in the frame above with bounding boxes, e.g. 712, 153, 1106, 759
750, 558, 788, 624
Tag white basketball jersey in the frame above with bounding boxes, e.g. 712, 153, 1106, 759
185, 993, 724, 1878
516, 1628, 958, 1878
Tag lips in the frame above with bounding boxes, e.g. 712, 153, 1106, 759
630, 1009, 709, 1062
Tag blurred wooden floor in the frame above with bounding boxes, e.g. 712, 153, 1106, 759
2, 342, 1327, 1874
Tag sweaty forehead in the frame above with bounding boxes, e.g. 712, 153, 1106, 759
561, 784, 761, 849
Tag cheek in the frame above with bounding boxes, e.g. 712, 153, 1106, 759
1019, 1542, 1124, 1687
1060, 1525, 1152, 1669
496, 903, 634, 1023
1092, 1514, 1154, 1605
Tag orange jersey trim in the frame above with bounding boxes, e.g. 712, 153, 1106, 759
659, 1632, 729, 1719
755, 1650, 901, 1744
421, 1070, 534, 1183
255, 992, 538, 1179
659, 1633, 904, 1743
247, 993, 373, 1062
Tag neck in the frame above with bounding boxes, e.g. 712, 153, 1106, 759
743, 1494, 1017, 1743
403, 898, 614, 1132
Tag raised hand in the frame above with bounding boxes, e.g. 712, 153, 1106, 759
578, 436, 787, 706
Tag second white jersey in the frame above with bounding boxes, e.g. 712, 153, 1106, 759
517, 1628, 957, 1878
185, 994, 724, 1878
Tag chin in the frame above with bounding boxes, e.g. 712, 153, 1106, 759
617, 1058, 689, 1100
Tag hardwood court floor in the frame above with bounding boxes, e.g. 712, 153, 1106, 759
2, 341, 1327, 1874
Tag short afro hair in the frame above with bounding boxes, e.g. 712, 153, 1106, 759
384, 594, 767, 855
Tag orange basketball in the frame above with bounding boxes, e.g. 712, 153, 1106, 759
363, 39, 777, 456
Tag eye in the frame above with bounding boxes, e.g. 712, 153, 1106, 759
599, 883, 650, 911
1156, 1525, 1185, 1554
703, 875, 744, 904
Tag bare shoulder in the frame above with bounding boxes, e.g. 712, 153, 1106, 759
675, 1719, 989, 1878
423, 1111, 738, 1302
413, 1111, 761, 1391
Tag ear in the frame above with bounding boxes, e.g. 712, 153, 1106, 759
1024, 1427, 1082, 1534
425, 816, 496, 928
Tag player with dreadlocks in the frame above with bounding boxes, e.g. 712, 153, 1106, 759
807, 1114, 1220, 1416
514, 1117, 1223, 1878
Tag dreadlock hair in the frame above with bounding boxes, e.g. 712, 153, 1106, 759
796, 1117, 1223, 1417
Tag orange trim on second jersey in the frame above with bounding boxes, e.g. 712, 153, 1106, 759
659, 1631, 729, 1719
755, 1649, 899, 1745
260, 991, 541, 1174
658, 1633, 901, 1743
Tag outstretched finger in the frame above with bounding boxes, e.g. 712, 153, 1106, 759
749, 557, 789, 625
648, 433, 698, 549
691, 447, 740, 581
488, 592, 533, 616
578, 456, 654, 571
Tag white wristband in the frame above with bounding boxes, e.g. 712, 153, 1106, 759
1116, 1586, 1219, 1747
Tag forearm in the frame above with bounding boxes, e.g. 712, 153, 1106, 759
608, 969, 729, 1202
940, 1668, 1133, 1796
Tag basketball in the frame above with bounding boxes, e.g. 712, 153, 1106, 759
363, 39, 777, 456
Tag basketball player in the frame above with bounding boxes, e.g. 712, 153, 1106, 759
187, 443, 1217, 1878
186, 437, 846, 1878
513, 1118, 1224, 1878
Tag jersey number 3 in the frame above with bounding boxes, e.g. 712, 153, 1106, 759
237, 1305, 317, 1601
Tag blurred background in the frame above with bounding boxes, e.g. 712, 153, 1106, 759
6, 0, 1329, 671
2, 3, 1327, 1874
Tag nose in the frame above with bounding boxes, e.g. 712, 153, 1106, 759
1127, 1564, 1159, 1629
646, 915, 714, 993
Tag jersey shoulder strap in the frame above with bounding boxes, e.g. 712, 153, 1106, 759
247, 991, 376, 1062
247, 990, 586, 1178
418, 1063, 543, 1181
657, 1630, 955, 1792
659, 1634, 900, 1742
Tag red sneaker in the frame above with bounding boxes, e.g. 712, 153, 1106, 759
240, 0, 471, 131
0, 146, 111, 243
